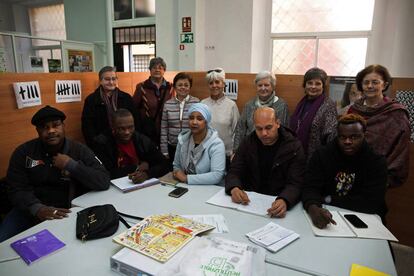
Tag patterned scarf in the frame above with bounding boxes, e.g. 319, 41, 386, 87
289, 94, 325, 153
254, 91, 278, 108
184, 128, 213, 174
100, 87, 118, 128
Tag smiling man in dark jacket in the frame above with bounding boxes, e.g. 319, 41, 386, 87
1, 106, 110, 242
94, 108, 170, 183
225, 107, 306, 218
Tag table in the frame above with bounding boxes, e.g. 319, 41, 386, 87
71, 184, 397, 276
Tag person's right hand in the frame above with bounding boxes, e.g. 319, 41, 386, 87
230, 187, 250, 205
36, 206, 71, 221
308, 204, 336, 229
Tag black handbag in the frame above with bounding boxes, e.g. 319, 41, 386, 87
76, 204, 142, 241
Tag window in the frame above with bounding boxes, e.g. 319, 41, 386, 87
113, 0, 155, 21
271, 0, 375, 76
29, 4, 66, 45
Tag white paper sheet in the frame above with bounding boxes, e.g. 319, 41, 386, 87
182, 214, 229, 234
246, 222, 299, 253
206, 188, 276, 216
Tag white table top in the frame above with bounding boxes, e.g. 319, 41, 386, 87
70, 184, 397, 276
0, 184, 397, 276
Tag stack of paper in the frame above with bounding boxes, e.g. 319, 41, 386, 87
182, 214, 229, 234
206, 188, 276, 216
304, 210, 398, 241
246, 222, 299, 253
111, 176, 159, 193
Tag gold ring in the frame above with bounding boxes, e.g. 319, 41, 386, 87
53, 210, 58, 215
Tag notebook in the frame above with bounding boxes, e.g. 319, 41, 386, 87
111, 176, 160, 193
10, 229, 65, 265
304, 210, 398, 241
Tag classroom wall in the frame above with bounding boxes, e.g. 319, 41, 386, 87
0, 72, 413, 247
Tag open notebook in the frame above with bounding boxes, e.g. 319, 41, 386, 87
304, 210, 398, 241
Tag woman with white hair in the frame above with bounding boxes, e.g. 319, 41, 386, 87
201, 68, 240, 165
233, 71, 289, 151
173, 103, 226, 185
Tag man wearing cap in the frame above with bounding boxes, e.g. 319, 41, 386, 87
0, 105, 110, 242
225, 107, 306, 218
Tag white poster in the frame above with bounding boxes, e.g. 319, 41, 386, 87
13, 81, 42, 109
0, 47, 6, 72
55, 80, 82, 103
224, 79, 238, 100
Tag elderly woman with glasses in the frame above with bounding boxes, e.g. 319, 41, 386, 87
172, 103, 226, 185
348, 64, 410, 187
201, 68, 240, 165
82, 66, 139, 150
289, 67, 338, 160
233, 70, 289, 151
160, 72, 200, 162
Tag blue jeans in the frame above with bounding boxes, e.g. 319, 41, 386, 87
0, 208, 37, 242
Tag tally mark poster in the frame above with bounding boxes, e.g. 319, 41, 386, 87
13, 81, 42, 109
55, 80, 82, 103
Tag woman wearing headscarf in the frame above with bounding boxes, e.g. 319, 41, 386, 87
233, 70, 289, 151
201, 68, 240, 163
289, 67, 338, 159
348, 64, 410, 187
172, 103, 226, 185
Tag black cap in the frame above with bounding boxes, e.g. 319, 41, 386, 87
31, 105, 66, 126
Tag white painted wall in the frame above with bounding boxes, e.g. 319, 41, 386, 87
156, 0, 179, 70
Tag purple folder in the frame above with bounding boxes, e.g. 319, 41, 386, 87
10, 229, 66, 265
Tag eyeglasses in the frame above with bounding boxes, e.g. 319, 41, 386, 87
103, 77, 117, 82
362, 79, 383, 86
207, 69, 222, 74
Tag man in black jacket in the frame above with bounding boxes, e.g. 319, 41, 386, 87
302, 114, 388, 229
94, 108, 170, 183
225, 107, 306, 218
0, 106, 110, 242
81, 66, 140, 150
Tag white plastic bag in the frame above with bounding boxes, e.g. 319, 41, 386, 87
157, 236, 266, 276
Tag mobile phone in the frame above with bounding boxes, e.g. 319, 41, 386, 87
168, 187, 188, 198
344, 214, 368, 228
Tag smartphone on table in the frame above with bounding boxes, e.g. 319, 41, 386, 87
344, 214, 368, 228
168, 187, 188, 198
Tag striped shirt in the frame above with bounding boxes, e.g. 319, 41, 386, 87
160, 95, 200, 155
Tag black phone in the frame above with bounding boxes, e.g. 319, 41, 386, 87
168, 187, 188, 198
344, 214, 368, 228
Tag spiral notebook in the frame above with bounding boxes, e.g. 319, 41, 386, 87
10, 229, 66, 265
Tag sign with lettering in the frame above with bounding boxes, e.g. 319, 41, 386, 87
13, 81, 42, 109
224, 79, 238, 100
182, 17, 191, 32
180, 33, 194, 43
55, 80, 82, 103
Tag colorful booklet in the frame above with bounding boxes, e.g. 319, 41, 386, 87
10, 229, 65, 265
113, 214, 215, 263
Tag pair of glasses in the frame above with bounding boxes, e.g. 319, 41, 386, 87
103, 77, 117, 81
362, 80, 383, 86
207, 69, 222, 74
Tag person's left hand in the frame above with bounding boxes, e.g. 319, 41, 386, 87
129, 171, 149, 184
173, 170, 187, 183
53, 153, 71, 170
267, 198, 287, 218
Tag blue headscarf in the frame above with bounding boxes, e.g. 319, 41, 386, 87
188, 103, 211, 124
